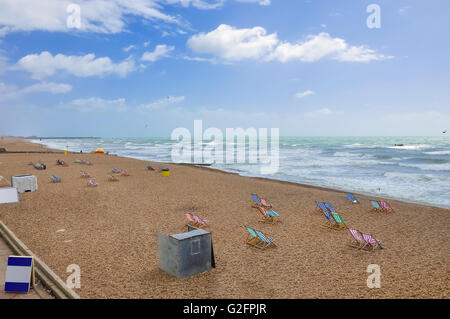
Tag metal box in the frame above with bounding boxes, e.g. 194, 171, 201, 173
11, 175, 37, 193
158, 228, 212, 278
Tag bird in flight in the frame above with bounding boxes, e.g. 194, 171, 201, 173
443, 130, 447, 133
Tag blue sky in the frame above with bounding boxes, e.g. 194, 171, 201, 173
0, 0, 449, 137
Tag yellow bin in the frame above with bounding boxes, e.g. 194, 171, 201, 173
161, 170, 170, 177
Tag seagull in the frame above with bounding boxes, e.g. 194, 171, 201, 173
443, 130, 447, 133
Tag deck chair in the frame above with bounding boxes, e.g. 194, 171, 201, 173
330, 211, 347, 229
147, 164, 155, 171
348, 228, 369, 250
185, 213, 199, 227
379, 201, 394, 213
320, 211, 341, 230
324, 202, 337, 211
254, 229, 276, 250
56, 160, 68, 166
255, 206, 275, 224
370, 200, 383, 213
121, 169, 130, 176
260, 197, 272, 208
347, 193, 359, 203
193, 214, 208, 228
50, 175, 62, 183
251, 193, 263, 208
112, 168, 122, 174
80, 170, 91, 178
87, 178, 98, 187
315, 200, 328, 213
362, 233, 383, 250
244, 225, 260, 247
107, 174, 119, 182
159, 166, 169, 172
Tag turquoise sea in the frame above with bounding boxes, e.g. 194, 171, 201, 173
32, 136, 450, 209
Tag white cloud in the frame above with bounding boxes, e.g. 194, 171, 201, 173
187, 24, 279, 61
61, 97, 127, 112
0, 81, 72, 101
139, 95, 185, 110
164, 0, 225, 9
235, 0, 270, 5
123, 45, 137, 52
188, 26, 391, 63
0, 0, 178, 35
305, 107, 332, 118
270, 33, 391, 63
16, 51, 136, 79
141, 44, 175, 62
295, 90, 315, 99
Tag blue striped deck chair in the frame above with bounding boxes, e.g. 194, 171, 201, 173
347, 193, 359, 203
324, 202, 337, 212
254, 229, 276, 250
266, 209, 280, 217
320, 211, 341, 230
245, 225, 260, 247
315, 200, 328, 213
251, 193, 263, 208
370, 200, 383, 213
50, 175, 61, 183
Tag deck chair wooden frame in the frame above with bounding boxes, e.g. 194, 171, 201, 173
320, 211, 342, 231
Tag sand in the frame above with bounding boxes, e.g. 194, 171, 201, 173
0, 137, 449, 299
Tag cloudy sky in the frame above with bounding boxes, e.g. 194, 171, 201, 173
0, 0, 449, 137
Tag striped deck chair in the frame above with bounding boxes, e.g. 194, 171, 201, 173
193, 214, 208, 228
50, 175, 62, 183
347, 193, 359, 203
379, 201, 394, 213
120, 169, 130, 176
87, 178, 98, 187
112, 168, 122, 174
315, 200, 328, 213
80, 170, 91, 178
260, 197, 272, 208
185, 213, 199, 227
370, 200, 383, 213
330, 211, 347, 229
348, 228, 369, 250
251, 193, 263, 208
255, 206, 275, 224
147, 164, 155, 171
324, 202, 337, 211
320, 211, 341, 230
254, 229, 276, 250
107, 174, 119, 182
362, 233, 383, 250
245, 225, 260, 247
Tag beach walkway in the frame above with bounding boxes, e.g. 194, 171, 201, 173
0, 236, 52, 299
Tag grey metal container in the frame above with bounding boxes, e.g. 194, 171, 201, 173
158, 228, 212, 278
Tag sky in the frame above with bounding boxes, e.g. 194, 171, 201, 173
0, 0, 449, 137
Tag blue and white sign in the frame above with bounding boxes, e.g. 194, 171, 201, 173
4, 256, 34, 293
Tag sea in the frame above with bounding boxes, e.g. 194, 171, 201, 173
31, 136, 450, 209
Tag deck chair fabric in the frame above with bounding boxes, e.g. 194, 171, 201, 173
87, 178, 98, 186
245, 226, 260, 247
80, 170, 91, 178
315, 200, 328, 213
320, 211, 342, 230
348, 228, 369, 250
379, 201, 394, 213
362, 233, 383, 250
251, 193, 263, 207
147, 164, 155, 171
347, 193, 359, 203
121, 169, 130, 176
193, 215, 208, 227
370, 200, 383, 213
330, 211, 347, 229
260, 198, 272, 208
112, 168, 121, 174
185, 213, 199, 227
254, 229, 276, 249
324, 202, 337, 211
50, 175, 61, 183
255, 206, 275, 224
